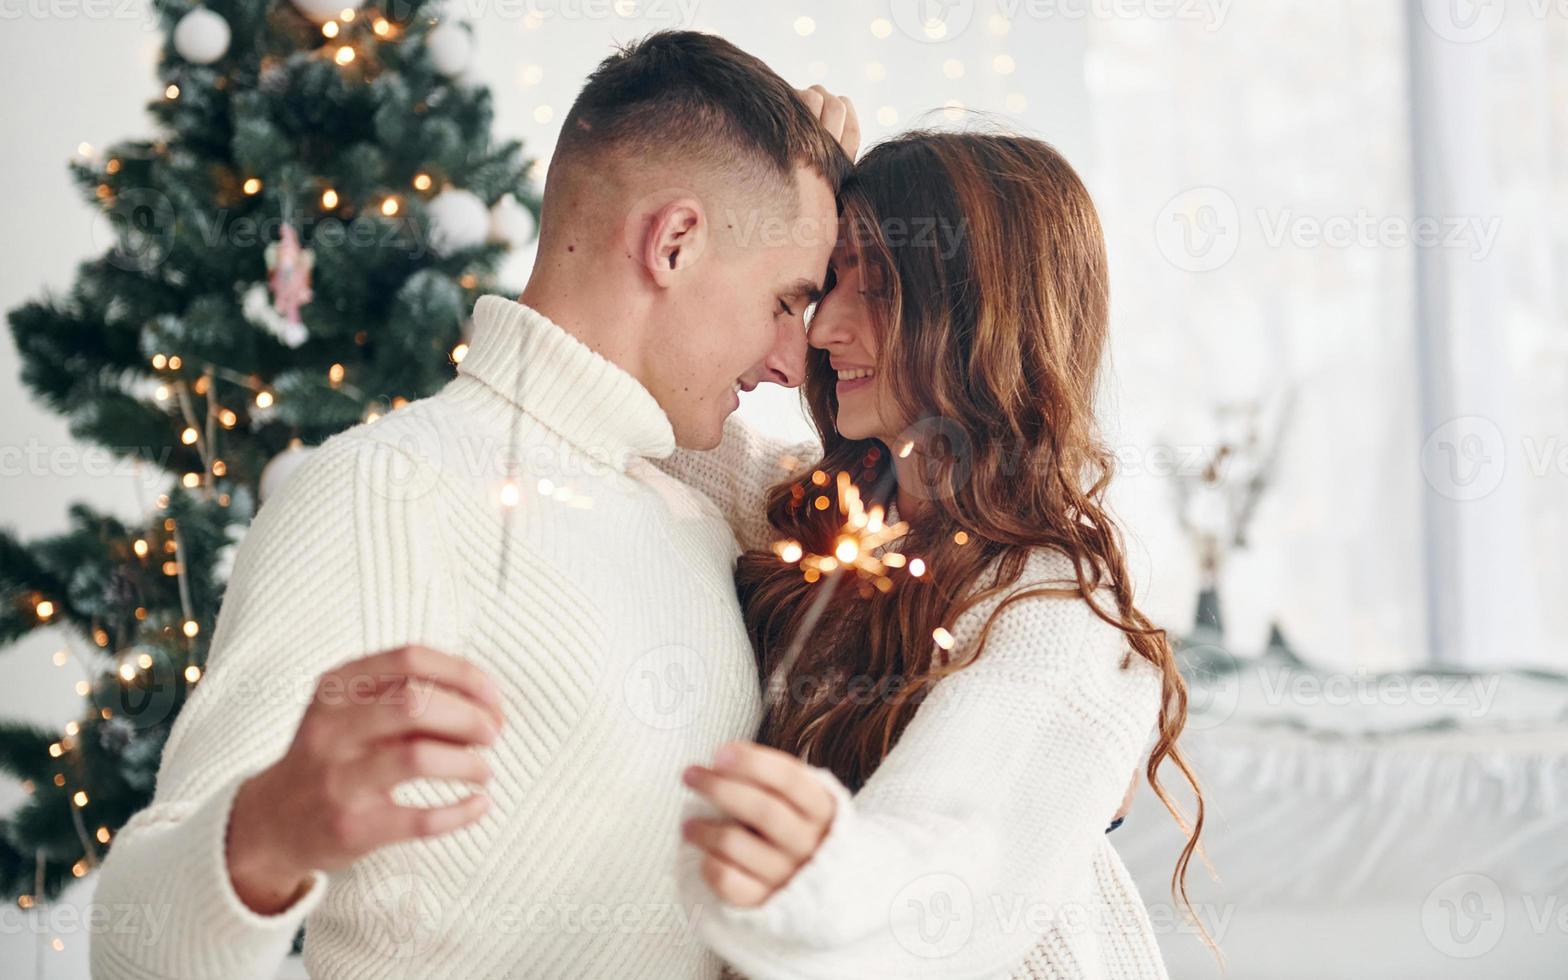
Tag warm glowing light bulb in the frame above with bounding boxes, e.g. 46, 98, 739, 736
242, 178, 262, 195
909, 558, 927, 577
255, 390, 274, 408
451, 342, 469, 363
133, 539, 149, 557
181, 427, 198, 445
499, 481, 521, 508
373, 17, 391, 35
35, 600, 54, 620
182, 620, 199, 638
185, 664, 202, 682
834, 536, 860, 564
321, 187, 339, 208
335, 45, 356, 66
413, 172, 432, 191
381, 196, 399, 216
73, 790, 89, 807
933, 627, 955, 650
328, 362, 346, 384
779, 541, 803, 564
321, 20, 339, 37
119, 663, 137, 681
165, 84, 180, 100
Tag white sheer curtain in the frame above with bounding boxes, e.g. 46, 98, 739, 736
1085, 3, 1565, 670
1407, 4, 1568, 669
1086, 4, 1424, 670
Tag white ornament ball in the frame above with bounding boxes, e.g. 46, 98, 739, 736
426, 23, 473, 78
259, 444, 316, 504
427, 188, 490, 255
290, 0, 364, 24
487, 194, 536, 250
173, 8, 231, 65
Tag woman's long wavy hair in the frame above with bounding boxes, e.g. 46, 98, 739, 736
736, 130, 1208, 932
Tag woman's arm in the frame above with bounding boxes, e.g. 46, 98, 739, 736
677, 551, 1163, 979
655, 414, 821, 553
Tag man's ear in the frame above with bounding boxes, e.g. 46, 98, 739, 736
644, 197, 707, 287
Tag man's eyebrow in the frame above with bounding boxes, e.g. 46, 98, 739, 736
781, 277, 825, 304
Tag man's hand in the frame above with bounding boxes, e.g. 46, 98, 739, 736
682, 741, 836, 908
797, 84, 860, 161
226, 645, 505, 914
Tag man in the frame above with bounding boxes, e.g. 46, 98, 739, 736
91, 31, 856, 980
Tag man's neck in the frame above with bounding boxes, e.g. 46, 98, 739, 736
517, 274, 649, 391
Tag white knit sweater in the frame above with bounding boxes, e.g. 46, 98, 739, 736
660, 418, 1173, 980
91, 296, 762, 980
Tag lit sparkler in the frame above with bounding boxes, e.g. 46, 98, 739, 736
760, 470, 916, 712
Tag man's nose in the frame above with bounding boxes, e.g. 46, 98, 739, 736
758, 321, 808, 389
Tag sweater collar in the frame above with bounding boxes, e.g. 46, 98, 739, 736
455, 295, 676, 470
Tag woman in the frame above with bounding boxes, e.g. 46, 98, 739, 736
663, 130, 1205, 979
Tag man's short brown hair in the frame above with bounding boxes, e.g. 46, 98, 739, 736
554, 30, 851, 207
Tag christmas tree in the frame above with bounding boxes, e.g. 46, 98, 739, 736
1, 0, 535, 906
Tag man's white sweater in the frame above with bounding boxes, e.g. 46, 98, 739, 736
91, 295, 761, 980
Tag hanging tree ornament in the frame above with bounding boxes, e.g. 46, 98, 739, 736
290, 0, 364, 24
425, 22, 473, 78
427, 187, 490, 255
172, 7, 231, 65
243, 221, 313, 348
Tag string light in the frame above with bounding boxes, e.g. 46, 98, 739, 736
242, 178, 262, 195
413, 172, 432, 191
909, 557, 927, 577
185, 665, 202, 683
165, 84, 180, 100
321, 188, 339, 209
322, 20, 339, 38
133, 538, 148, 557
168, 355, 183, 370
451, 342, 468, 363
340, 7, 355, 20
255, 390, 274, 408
328, 362, 345, 385
335, 45, 356, 66
180, 427, 198, 445
74, 680, 90, 696
380, 196, 399, 216
870, 17, 892, 37
34, 599, 54, 620
151, 354, 167, 369
933, 627, 955, 650
373, 17, 391, 35
182, 620, 200, 638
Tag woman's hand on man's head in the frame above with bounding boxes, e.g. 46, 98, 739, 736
796, 85, 861, 162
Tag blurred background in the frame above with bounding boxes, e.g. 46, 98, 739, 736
2, 1, 1564, 977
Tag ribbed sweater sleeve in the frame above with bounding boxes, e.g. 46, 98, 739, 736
677, 553, 1164, 980
90, 431, 459, 980
656, 415, 821, 553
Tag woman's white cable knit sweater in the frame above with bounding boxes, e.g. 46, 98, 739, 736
659, 417, 1174, 980
90, 296, 764, 980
